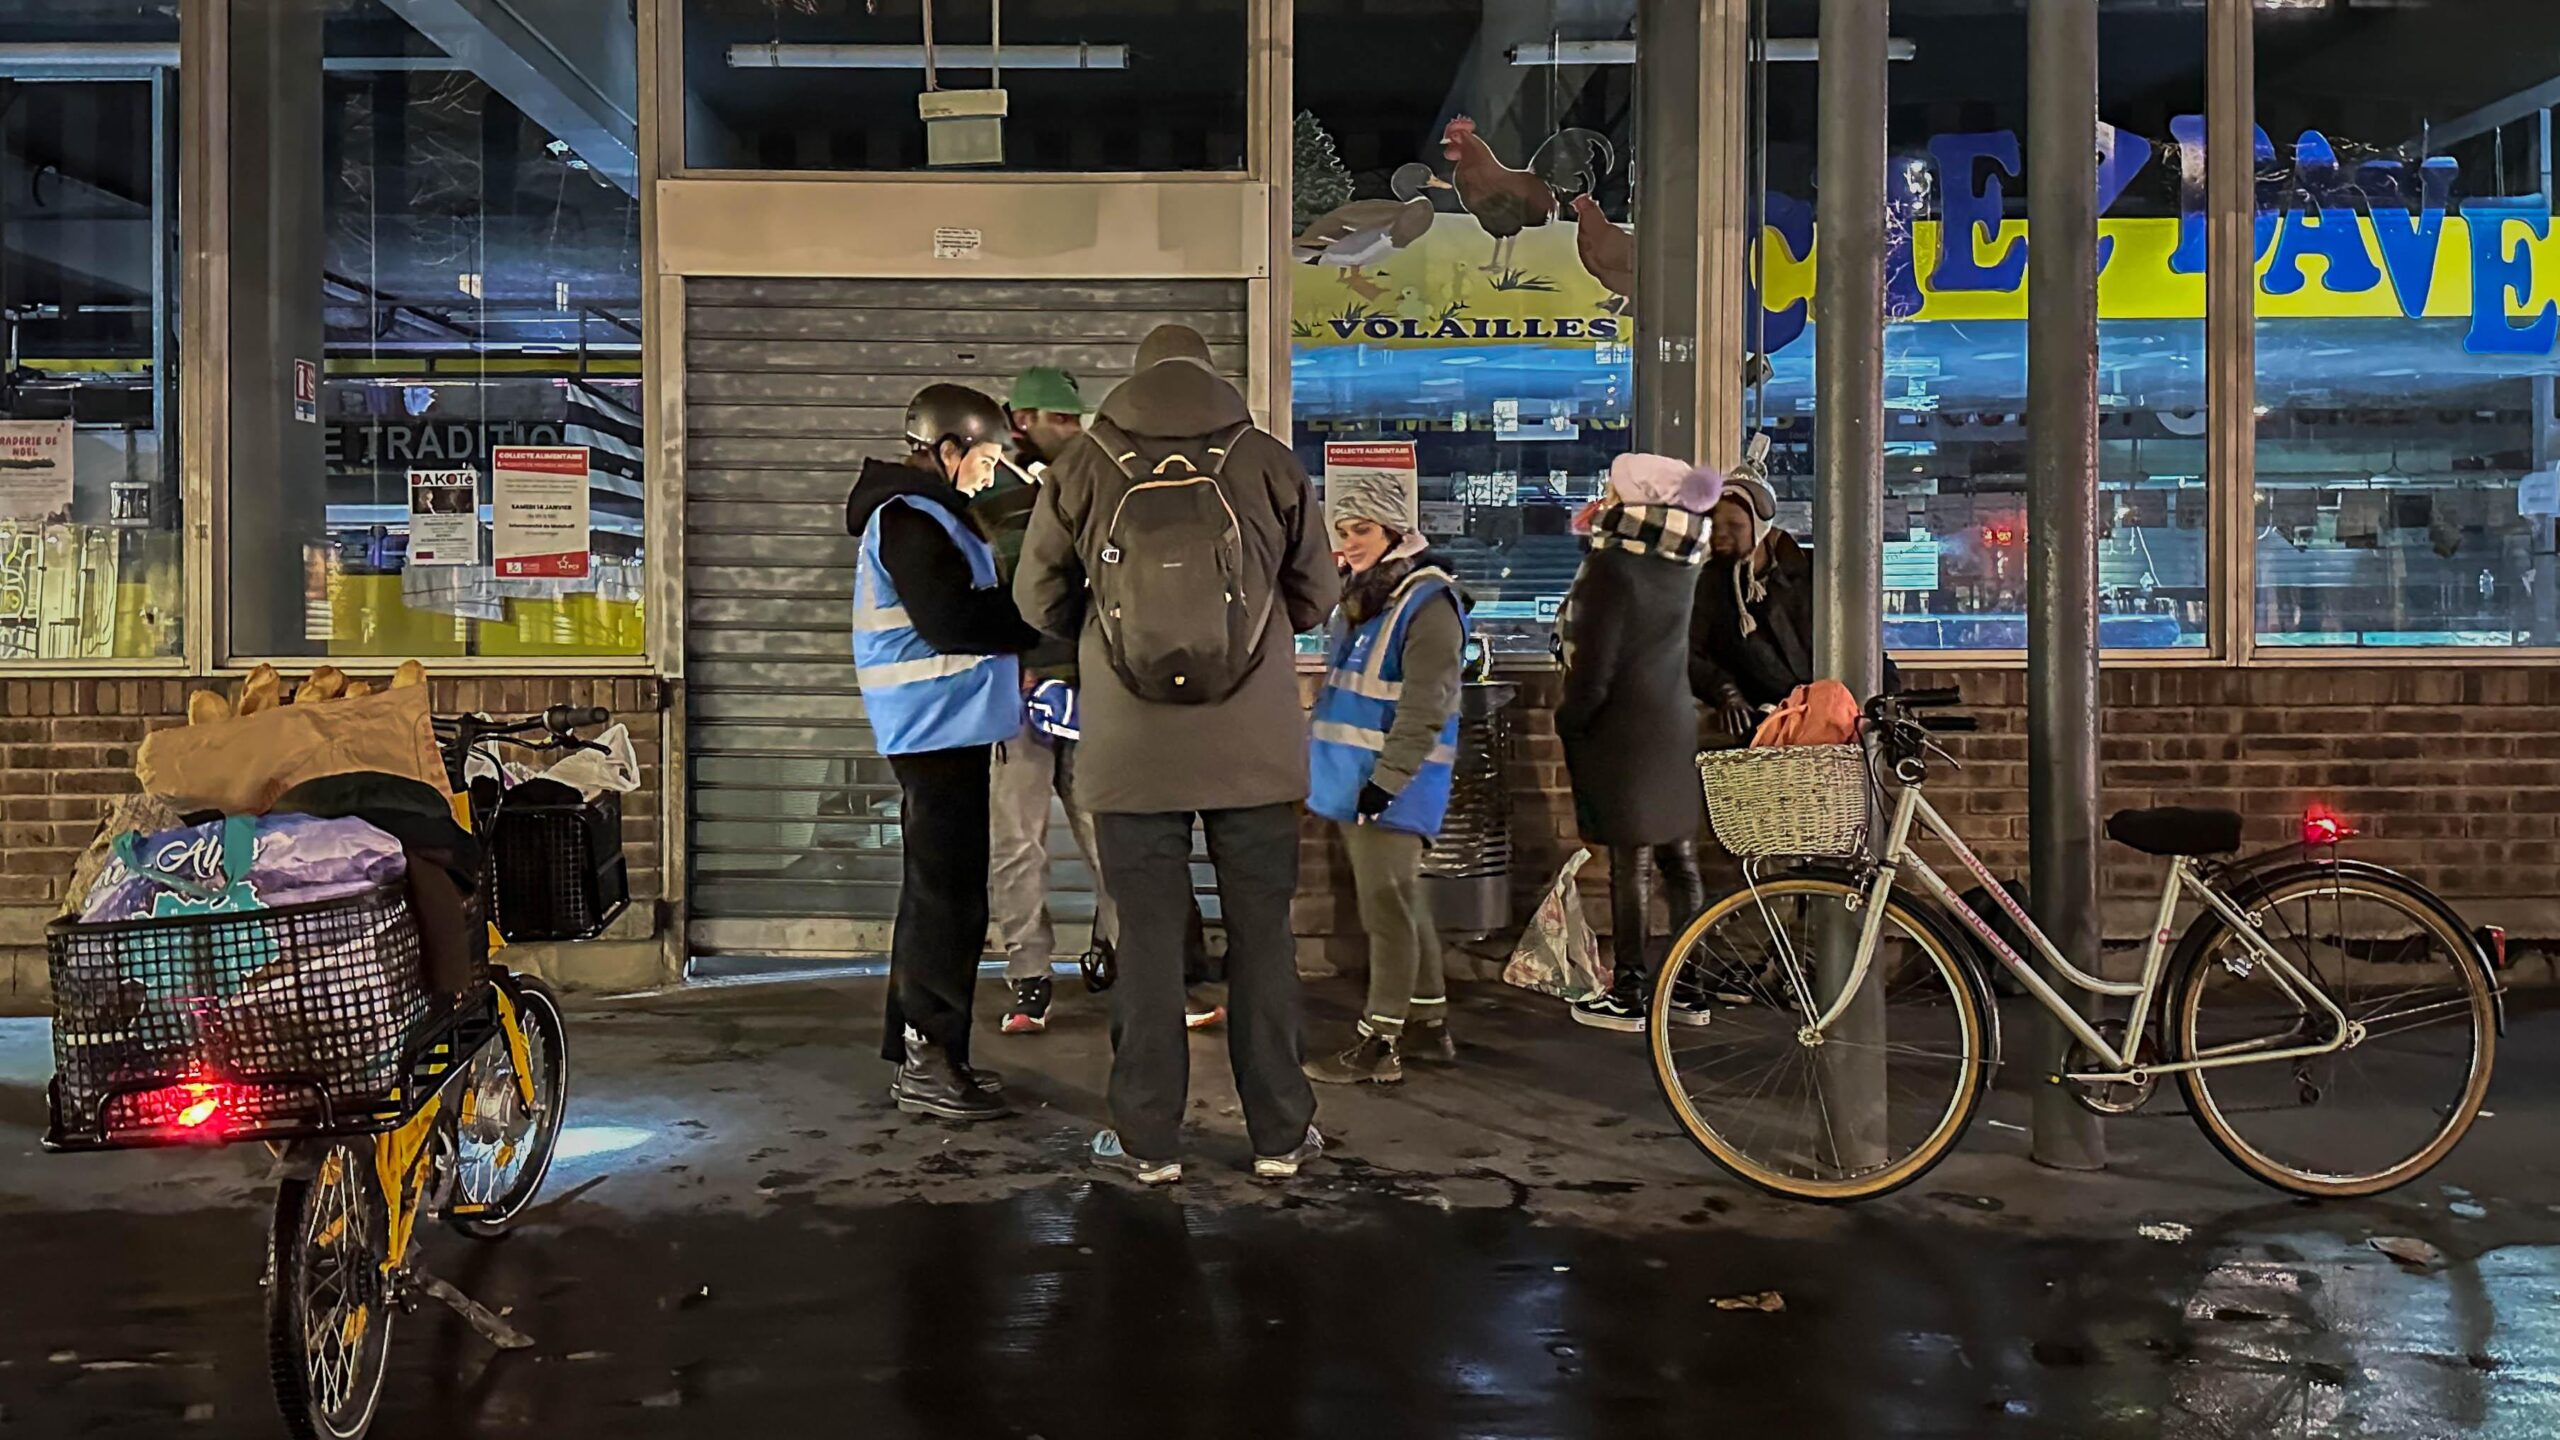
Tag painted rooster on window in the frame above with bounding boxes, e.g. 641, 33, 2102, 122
1441, 116, 1615, 273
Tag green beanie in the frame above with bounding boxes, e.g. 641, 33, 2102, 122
1007, 366, 1085, 415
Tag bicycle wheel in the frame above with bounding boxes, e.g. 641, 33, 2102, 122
1651, 874, 1990, 1202
450, 975, 570, 1238
267, 1143, 394, 1440
2171, 868, 2497, 1198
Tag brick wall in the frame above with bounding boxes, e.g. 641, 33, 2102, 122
1289, 664, 2560, 969
2, 673, 665, 1008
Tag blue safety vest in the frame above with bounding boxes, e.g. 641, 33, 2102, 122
852, 495, 1021, 756
1308, 568, 1466, 838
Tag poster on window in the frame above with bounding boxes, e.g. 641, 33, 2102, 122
406, 468, 479, 567
0, 420, 73, 522
1323, 441, 1419, 525
492, 445, 591, 579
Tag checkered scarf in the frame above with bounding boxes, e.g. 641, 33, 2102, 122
1583, 501, 1711, 567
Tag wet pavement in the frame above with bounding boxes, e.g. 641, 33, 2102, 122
4, 975, 2558, 1438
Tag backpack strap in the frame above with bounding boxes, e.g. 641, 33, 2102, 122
1084, 419, 1142, 478
1205, 423, 1254, 477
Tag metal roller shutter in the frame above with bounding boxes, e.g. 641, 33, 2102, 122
683, 277, 1251, 958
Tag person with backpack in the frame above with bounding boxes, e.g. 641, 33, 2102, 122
1554, 452, 1722, 1033
1015, 324, 1339, 1185
1300, 476, 1470, 1087
847, 383, 1043, 1122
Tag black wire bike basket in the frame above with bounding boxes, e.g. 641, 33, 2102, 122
482, 788, 628, 943
44, 880, 446, 1150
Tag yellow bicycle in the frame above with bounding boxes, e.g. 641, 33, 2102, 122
45, 706, 612, 1440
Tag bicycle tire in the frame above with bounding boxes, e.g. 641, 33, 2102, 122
2168, 865, 2497, 1199
267, 1143, 395, 1440
1650, 872, 1993, 1204
449, 975, 570, 1239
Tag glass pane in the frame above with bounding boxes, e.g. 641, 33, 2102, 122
684, 0, 1249, 172
0, 4, 182, 662
226, 0, 644, 660
1760, 1, 2210, 653
2255, 0, 2557, 648
1292, 0, 1635, 655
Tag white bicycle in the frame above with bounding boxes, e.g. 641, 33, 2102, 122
1652, 687, 2502, 1203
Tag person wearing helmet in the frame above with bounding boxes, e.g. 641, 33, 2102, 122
846, 382, 1044, 1122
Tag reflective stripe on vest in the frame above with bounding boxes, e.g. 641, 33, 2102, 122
852, 494, 1022, 756
1307, 568, 1465, 839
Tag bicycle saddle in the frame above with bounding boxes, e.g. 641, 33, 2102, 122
2105, 806, 2244, 858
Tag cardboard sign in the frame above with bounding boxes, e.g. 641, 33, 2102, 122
0, 420, 73, 522
492, 445, 591, 579
406, 467, 479, 566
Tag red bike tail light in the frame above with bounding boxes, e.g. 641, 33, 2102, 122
2302, 806, 2351, 846
167, 1080, 231, 1134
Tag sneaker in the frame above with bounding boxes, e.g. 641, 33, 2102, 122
1253, 1125, 1325, 1179
1185, 990, 1227, 1031
1570, 987, 1647, 1033
1403, 1016, 1458, 1064
1662, 984, 1716, 1030
1002, 976, 1053, 1035
1091, 1129, 1181, 1186
1304, 1032, 1403, 1086
1693, 964, 1763, 1007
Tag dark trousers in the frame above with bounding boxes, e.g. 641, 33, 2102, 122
881, 745, 992, 1066
1094, 803, 1313, 1160
1611, 840, 1705, 993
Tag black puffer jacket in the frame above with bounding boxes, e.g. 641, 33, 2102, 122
1555, 545, 1704, 847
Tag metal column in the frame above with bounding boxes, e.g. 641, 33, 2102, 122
1812, 0, 1888, 1168
2025, 0, 2106, 1172
225, 0, 329, 656
1634, 0, 1703, 459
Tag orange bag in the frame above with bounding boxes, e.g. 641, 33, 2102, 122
136, 684, 446, 814
1749, 679, 1860, 748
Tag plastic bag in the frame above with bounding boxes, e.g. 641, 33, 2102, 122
1504, 847, 1607, 1001
1751, 678, 1860, 747
537, 723, 641, 799
80, 814, 409, 925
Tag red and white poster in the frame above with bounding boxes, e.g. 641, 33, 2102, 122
1322, 440, 1419, 517
0, 420, 73, 522
492, 445, 591, 579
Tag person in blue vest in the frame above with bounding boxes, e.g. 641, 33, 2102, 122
1301, 473, 1471, 1086
845, 383, 1044, 1122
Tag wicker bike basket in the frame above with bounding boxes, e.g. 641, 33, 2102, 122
45, 880, 440, 1149
1696, 745, 1870, 859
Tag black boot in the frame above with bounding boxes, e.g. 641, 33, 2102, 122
1304, 1030, 1404, 1086
892, 1030, 1010, 1121
1403, 1016, 1458, 1064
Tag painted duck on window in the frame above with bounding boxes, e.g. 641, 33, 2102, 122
1293, 162, 1450, 303
1440, 117, 1614, 274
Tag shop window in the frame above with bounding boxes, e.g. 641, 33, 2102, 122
2254, 0, 2559, 648
683, 0, 1248, 172
1756, 1, 2210, 653
225, 0, 643, 660
1292, 0, 1635, 655
0, 7, 183, 662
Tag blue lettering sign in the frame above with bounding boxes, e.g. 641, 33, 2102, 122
1929, 132, 2026, 293
2264, 131, 2386, 296
2466, 204, 2559, 355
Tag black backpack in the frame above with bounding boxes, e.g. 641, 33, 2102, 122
1085, 420, 1270, 705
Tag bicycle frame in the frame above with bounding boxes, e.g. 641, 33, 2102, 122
1797, 780, 2354, 1084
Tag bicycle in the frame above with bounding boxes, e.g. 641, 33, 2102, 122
44, 704, 618, 1440
1651, 686, 2503, 1204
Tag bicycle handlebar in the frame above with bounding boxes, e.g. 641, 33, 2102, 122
1899, 687, 1963, 709
545, 704, 610, 734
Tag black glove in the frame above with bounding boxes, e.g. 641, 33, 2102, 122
1715, 688, 1759, 738
1356, 781, 1398, 820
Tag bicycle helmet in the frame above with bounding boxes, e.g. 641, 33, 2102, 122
903, 384, 1010, 456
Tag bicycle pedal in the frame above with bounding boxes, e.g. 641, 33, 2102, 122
416, 1271, 535, 1351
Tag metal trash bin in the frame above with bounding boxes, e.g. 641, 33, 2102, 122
1422, 681, 1518, 936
